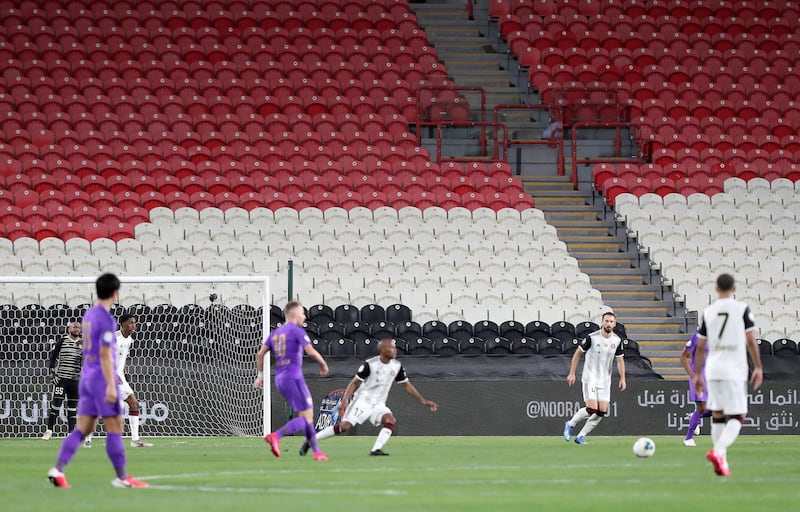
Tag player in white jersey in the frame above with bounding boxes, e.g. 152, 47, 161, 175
693, 274, 762, 477
116, 314, 152, 447
304, 338, 438, 456
563, 312, 626, 445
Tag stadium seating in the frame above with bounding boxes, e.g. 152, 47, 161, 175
493, 1, 800, 200
616, 177, 800, 340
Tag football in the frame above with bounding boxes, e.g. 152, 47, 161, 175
633, 437, 656, 458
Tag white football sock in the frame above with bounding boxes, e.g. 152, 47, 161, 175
715, 419, 742, 458
315, 425, 336, 441
711, 421, 723, 447
371, 428, 393, 452
568, 407, 591, 427
577, 414, 603, 438
129, 415, 140, 441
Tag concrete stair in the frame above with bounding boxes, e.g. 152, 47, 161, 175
409, 1, 546, 150
411, 1, 690, 379
522, 174, 690, 379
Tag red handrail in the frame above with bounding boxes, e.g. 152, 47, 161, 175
493, 103, 565, 174
570, 121, 643, 189
415, 121, 508, 163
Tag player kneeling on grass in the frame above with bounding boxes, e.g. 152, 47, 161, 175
302, 338, 438, 456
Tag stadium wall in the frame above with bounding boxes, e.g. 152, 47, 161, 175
2, 374, 797, 436
287, 380, 800, 437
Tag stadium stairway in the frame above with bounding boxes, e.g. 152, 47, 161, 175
409, 0, 549, 159
521, 174, 691, 379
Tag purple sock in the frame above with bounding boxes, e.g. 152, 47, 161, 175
303, 419, 320, 453
106, 433, 127, 479
55, 430, 84, 471
686, 411, 702, 440
275, 417, 307, 439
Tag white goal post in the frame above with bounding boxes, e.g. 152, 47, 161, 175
0, 275, 271, 438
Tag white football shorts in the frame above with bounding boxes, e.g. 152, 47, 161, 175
582, 382, 611, 403
706, 379, 748, 415
342, 399, 392, 427
118, 375, 134, 401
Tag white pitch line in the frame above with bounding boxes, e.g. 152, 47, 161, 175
146, 484, 406, 496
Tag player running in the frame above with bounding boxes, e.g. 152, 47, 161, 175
563, 312, 627, 445
47, 273, 148, 488
115, 314, 152, 447
303, 338, 438, 456
254, 301, 329, 461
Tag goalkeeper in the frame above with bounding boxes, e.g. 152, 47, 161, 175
42, 322, 83, 442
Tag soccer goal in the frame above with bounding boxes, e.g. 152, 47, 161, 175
0, 275, 271, 438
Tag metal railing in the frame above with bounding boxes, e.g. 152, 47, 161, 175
570, 121, 643, 189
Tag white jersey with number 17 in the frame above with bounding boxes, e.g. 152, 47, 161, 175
352, 356, 408, 406
697, 297, 756, 381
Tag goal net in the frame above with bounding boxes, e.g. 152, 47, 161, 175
0, 276, 270, 438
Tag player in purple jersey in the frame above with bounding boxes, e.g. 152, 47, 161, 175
253, 301, 329, 461
680, 332, 712, 446
47, 274, 148, 489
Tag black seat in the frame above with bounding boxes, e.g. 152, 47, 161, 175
562, 338, 580, 354
448, 320, 473, 341
433, 336, 459, 356
395, 321, 422, 342
109, 304, 125, 317
499, 320, 525, 344
486, 336, 512, 355
460, 337, 486, 355
329, 338, 356, 357
621, 338, 640, 357
319, 321, 346, 343
45, 304, 73, 322
393, 337, 409, 355
575, 321, 599, 339
772, 338, 798, 357
302, 320, 319, 337
408, 337, 434, 355
355, 337, 379, 357
385, 303, 412, 324
309, 337, 330, 356
473, 320, 499, 341
525, 320, 550, 342
422, 320, 448, 342
757, 338, 773, 357
369, 321, 395, 340
152, 303, 179, 321
613, 321, 627, 338
334, 304, 360, 324
20, 304, 46, 326
344, 321, 370, 344
270, 304, 285, 326
550, 321, 576, 343
178, 304, 203, 323
360, 304, 386, 324
127, 303, 152, 318
307, 304, 333, 325
511, 337, 537, 354
537, 337, 562, 355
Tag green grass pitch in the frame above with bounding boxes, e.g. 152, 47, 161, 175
2, 435, 798, 512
